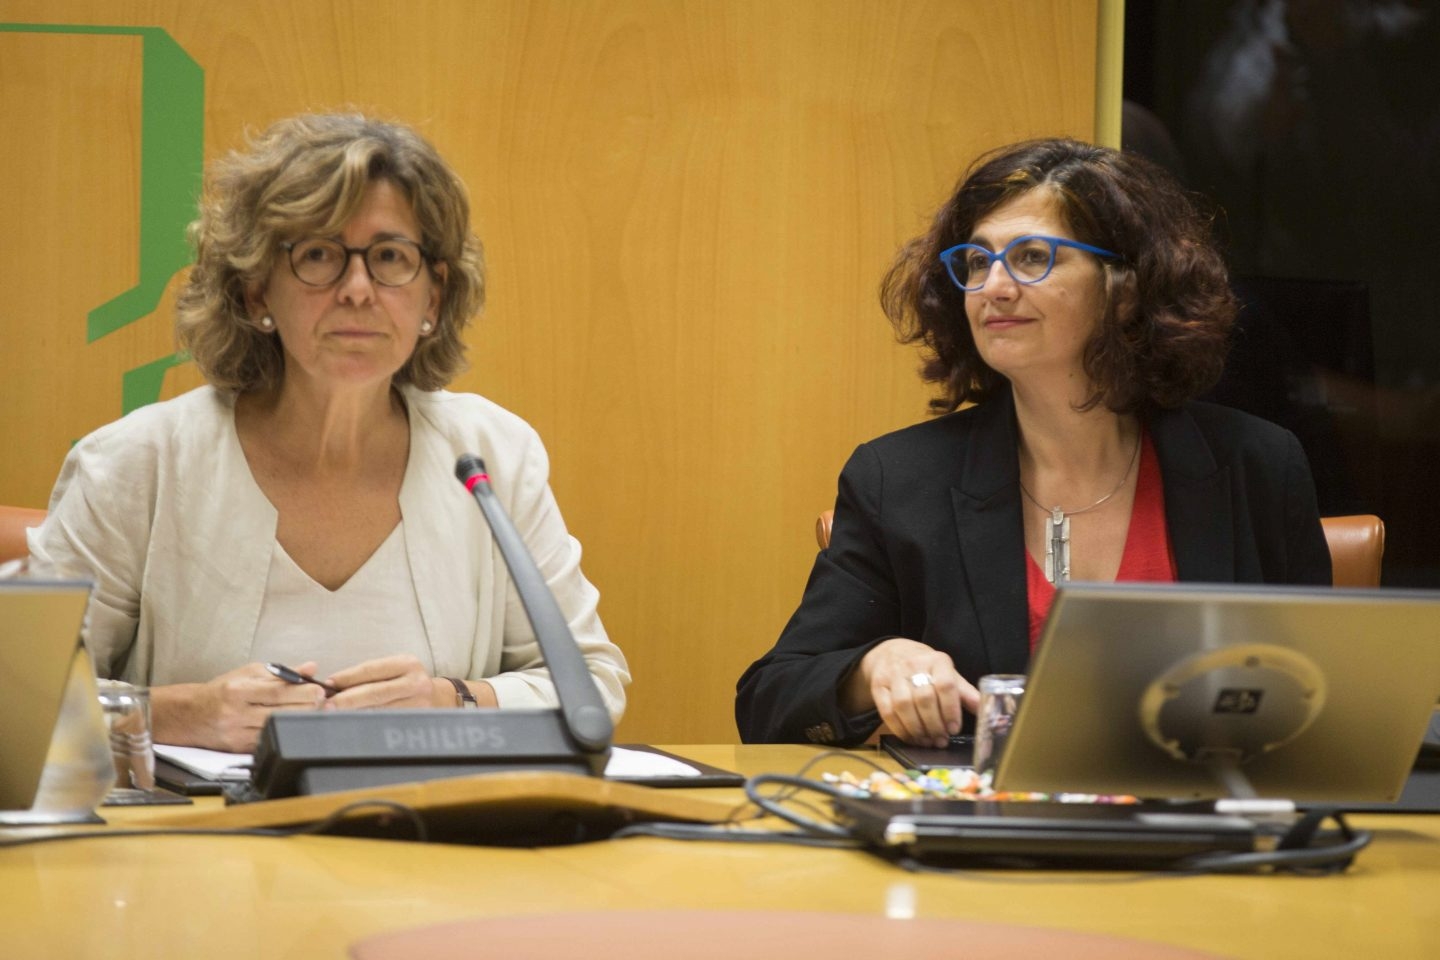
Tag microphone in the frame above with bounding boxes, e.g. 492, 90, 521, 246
454, 453, 613, 750
248, 454, 613, 799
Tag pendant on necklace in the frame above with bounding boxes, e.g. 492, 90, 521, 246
1044, 507, 1071, 585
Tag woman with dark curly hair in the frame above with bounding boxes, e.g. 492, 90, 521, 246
736, 138, 1329, 747
30, 113, 628, 751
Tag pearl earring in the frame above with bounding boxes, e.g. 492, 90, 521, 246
420, 321, 433, 334
260, 316, 275, 331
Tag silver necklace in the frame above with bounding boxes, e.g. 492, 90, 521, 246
1019, 435, 1141, 585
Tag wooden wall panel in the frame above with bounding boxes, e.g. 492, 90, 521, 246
0, 0, 1100, 742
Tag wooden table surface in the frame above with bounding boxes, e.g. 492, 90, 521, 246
3, 744, 1437, 959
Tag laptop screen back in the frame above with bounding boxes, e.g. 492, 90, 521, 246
0, 580, 91, 810
996, 582, 1440, 802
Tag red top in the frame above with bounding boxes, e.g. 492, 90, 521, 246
1025, 431, 1176, 651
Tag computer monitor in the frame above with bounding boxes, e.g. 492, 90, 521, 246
996, 582, 1440, 802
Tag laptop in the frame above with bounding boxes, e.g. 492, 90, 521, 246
997, 582, 1440, 803
833, 795, 1259, 868
841, 584, 1439, 867
0, 579, 93, 813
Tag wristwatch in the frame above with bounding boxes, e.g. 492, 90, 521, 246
445, 676, 478, 708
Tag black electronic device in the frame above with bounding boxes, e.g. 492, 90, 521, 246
249, 455, 613, 799
833, 795, 1261, 869
879, 734, 974, 772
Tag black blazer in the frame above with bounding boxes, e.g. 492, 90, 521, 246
734, 387, 1332, 745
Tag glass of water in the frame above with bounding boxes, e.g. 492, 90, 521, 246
971, 673, 1027, 786
95, 679, 155, 794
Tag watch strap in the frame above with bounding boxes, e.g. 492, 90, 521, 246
445, 676, 478, 708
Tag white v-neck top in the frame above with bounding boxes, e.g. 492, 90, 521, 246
250, 523, 431, 678
30, 385, 629, 722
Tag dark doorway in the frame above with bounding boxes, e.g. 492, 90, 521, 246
1124, 0, 1440, 586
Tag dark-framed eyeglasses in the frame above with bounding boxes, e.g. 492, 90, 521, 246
282, 237, 433, 287
939, 234, 1120, 292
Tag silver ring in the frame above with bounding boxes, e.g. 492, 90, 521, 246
909, 672, 934, 689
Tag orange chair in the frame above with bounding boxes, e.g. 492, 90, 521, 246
1319, 514, 1385, 588
814, 510, 834, 554
0, 505, 47, 564
814, 509, 1385, 588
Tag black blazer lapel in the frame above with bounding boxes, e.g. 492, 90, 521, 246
951, 390, 1029, 674
1150, 405, 1235, 582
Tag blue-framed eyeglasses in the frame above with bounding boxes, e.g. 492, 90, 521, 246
939, 235, 1120, 292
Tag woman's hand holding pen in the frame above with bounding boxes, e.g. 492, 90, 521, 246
151, 660, 330, 753
841, 638, 980, 748
150, 656, 501, 751
270, 654, 461, 708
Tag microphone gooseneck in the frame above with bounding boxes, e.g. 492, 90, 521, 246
454, 454, 613, 753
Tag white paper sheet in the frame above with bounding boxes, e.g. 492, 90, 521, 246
154, 744, 253, 781
153, 743, 703, 781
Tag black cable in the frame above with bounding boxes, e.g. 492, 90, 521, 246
611, 821, 862, 848
1173, 810, 1370, 875
611, 751, 893, 847
744, 773, 860, 838
1172, 833, 1373, 875
280, 798, 429, 843
744, 750, 891, 810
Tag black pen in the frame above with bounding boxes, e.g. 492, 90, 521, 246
265, 662, 339, 696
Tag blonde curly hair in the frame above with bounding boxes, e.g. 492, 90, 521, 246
175, 112, 485, 392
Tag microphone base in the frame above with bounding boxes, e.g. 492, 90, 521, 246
292, 760, 597, 797
251, 708, 608, 800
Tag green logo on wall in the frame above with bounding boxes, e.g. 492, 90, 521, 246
0, 22, 203, 413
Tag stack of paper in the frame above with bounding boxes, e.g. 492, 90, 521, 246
154, 745, 252, 781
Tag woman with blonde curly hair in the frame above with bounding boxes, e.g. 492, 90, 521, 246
737, 138, 1329, 748
32, 113, 628, 751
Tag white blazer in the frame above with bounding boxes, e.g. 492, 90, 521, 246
29, 385, 629, 721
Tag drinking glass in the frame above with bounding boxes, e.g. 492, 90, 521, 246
972, 674, 1026, 784
95, 679, 156, 793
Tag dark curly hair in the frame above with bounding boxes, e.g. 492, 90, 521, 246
881, 138, 1237, 414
